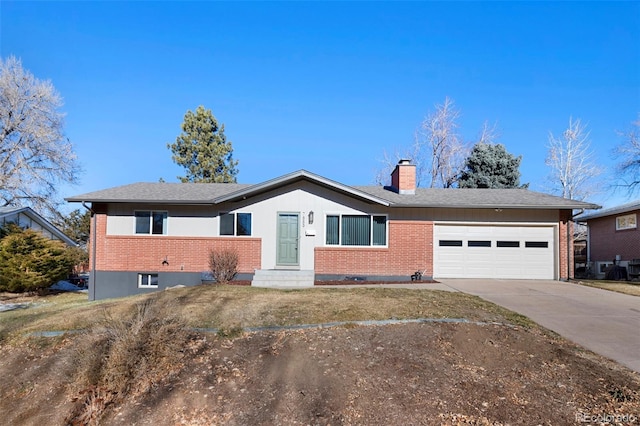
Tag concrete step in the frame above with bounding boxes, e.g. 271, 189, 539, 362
252, 269, 314, 288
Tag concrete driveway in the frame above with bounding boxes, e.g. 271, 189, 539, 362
439, 279, 640, 373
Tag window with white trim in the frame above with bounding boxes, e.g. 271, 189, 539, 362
616, 214, 637, 231
325, 214, 387, 246
138, 273, 158, 288
220, 212, 252, 236
135, 211, 167, 235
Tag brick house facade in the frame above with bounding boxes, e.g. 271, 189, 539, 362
580, 202, 640, 278
69, 162, 597, 300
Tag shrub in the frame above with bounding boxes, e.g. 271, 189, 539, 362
0, 226, 74, 292
69, 297, 191, 424
208, 247, 238, 284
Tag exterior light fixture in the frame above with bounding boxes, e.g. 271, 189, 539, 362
308, 210, 314, 224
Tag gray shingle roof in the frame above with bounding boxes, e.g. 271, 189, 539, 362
0, 206, 77, 246
66, 174, 600, 210
577, 199, 640, 221
355, 186, 600, 209
66, 182, 251, 204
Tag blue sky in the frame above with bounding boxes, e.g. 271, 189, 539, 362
1, 1, 639, 209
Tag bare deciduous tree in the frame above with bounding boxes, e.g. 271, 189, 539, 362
375, 97, 468, 188
418, 97, 467, 188
0, 56, 79, 217
613, 114, 640, 196
545, 117, 601, 200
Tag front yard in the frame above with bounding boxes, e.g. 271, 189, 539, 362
0, 285, 638, 425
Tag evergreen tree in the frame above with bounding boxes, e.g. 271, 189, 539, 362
168, 105, 239, 183
458, 143, 527, 189
53, 208, 91, 244
0, 226, 74, 292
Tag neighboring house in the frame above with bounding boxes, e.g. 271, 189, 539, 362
578, 200, 640, 279
0, 206, 77, 247
66, 161, 599, 300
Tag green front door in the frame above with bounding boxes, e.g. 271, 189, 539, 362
277, 213, 299, 266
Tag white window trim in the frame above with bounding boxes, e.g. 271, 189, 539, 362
616, 213, 637, 231
134, 210, 168, 235
219, 211, 253, 236
324, 213, 388, 247
138, 273, 159, 288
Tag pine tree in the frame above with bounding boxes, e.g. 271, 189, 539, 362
168, 105, 239, 183
458, 143, 527, 189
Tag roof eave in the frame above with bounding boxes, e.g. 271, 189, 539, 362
391, 203, 601, 209
65, 198, 216, 205
214, 170, 391, 206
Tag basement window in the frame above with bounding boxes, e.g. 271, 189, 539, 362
138, 273, 158, 288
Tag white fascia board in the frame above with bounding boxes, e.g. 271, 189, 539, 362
213, 170, 390, 206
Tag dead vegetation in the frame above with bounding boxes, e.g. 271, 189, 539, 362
0, 286, 534, 345
0, 285, 638, 424
66, 297, 194, 425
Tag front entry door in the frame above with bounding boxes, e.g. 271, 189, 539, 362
277, 213, 299, 266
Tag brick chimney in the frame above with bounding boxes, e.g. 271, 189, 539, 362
390, 159, 416, 194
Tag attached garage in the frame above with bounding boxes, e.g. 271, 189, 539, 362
433, 224, 556, 279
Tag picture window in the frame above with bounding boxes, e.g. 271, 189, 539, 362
326, 214, 387, 246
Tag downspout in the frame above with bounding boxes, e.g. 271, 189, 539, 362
81, 201, 97, 301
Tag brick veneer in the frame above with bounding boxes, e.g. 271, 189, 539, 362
391, 162, 416, 193
559, 210, 572, 280
90, 212, 261, 273
315, 220, 433, 277
588, 210, 640, 262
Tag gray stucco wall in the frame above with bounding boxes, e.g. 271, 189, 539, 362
89, 271, 254, 300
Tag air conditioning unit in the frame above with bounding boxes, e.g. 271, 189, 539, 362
595, 261, 614, 279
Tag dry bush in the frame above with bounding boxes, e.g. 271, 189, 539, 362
208, 248, 239, 284
67, 296, 192, 425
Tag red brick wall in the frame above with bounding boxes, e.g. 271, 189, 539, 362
315, 220, 433, 277
558, 210, 572, 280
391, 164, 416, 192
588, 210, 640, 262
91, 211, 261, 273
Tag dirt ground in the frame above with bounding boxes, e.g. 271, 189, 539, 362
1, 321, 638, 425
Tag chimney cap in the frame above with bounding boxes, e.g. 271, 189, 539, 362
398, 159, 412, 165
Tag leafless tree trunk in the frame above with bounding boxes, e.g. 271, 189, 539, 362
375, 97, 469, 188
613, 115, 640, 196
0, 56, 79, 218
417, 97, 467, 188
545, 117, 601, 200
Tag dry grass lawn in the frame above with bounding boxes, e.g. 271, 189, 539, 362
574, 279, 640, 296
0, 285, 533, 344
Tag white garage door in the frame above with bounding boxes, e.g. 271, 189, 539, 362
434, 225, 556, 279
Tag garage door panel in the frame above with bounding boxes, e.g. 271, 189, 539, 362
434, 225, 555, 279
